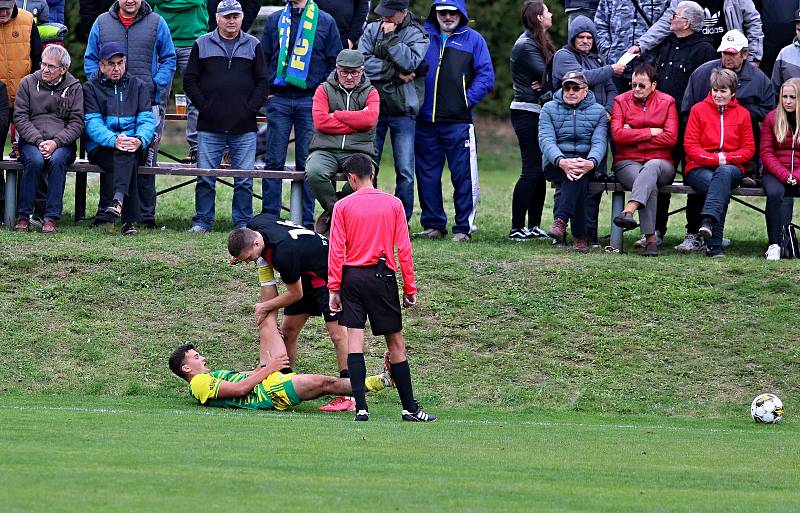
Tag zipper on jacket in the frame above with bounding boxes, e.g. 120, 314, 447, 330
432, 40, 446, 122
718, 106, 725, 151
341, 86, 354, 150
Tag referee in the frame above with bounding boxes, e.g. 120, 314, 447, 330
328, 153, 436, 422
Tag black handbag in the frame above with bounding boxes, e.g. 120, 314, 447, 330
780, 223, 800, 259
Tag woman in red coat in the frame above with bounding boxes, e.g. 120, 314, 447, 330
760, 77, 800, 261
611, 63, 678, 257
683, 68, 755, 258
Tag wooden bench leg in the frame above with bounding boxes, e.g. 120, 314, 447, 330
74, 171, 87, 222
610, 190, 625, 251
4, 169, 17, 229
289, 179, 303, 226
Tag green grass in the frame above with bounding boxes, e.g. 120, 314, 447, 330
1, 121, 799, 511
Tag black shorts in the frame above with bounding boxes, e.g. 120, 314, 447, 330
339, 264, 402, 336
284, 278, 338, 322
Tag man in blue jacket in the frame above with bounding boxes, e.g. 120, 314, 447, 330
84, 0, 175, 230
83, 42, 157, 235
414, 0, 494, 242
260, 0, 342, 230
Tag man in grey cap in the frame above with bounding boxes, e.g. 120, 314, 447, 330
305, 49, 380, 234
359, 0, 429, 221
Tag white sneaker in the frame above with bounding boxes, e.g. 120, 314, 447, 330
524, 226, 551, 239
765, 244, 781, 261
675, 233, 706, 253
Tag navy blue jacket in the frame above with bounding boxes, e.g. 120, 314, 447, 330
418, 0, 495, 123
261, 5, 342, 97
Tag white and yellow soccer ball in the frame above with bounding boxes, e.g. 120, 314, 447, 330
751, 393, 784, 424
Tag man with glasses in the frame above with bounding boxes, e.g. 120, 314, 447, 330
305, 49, 380, 234
414, 0, 494, 242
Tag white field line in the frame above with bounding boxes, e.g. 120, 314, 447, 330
0, 404, 777, 435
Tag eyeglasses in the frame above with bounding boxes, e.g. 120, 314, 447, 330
104, 60, 126, 69
436, 11, 459, 18
631, 82, 651, 90
40, 62, 63, 71
563, 85, 585, 92
337, 68, 363, 77
671, 13, 688, 21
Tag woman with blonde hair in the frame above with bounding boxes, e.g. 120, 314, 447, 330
760, 77, 800, 261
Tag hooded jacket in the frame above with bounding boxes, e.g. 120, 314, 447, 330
539, 88, 609, 168
13, 70, 84, 147
594, 0, 668, 65
760, 108, 800, 183
653, 31, 718, 104
360, 10, 430, 117
84, 0, 177, 105
611, 88, 678, 164
551, 15, 617, 112
418, 0, 495, 123
636, 0, 763, 61
309, 71, 379, 155
683, 93, 755, 174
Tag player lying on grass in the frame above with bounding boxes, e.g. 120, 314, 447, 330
168, 318, 391, 410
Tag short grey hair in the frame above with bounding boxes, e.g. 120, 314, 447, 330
42, 45, 71, 69
677, 1, 705, 32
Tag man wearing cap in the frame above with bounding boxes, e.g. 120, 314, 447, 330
260, 0, 342, 230
84, 0, 176, 230
305, 49, 380, 234
359, 0, 429, 221
183, 0, 268, 233
83, 42, 157, 235
414, 0, 494, 242
771, 8, 800, 93
673, 28, 774, 253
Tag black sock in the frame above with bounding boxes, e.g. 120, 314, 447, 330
347, 353, 367, 411
339, 369, 350, 379
391, 360, 416, 412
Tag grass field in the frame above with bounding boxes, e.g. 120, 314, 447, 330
1, 121, 798, 512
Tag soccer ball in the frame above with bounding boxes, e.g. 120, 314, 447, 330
750, 393, 784, 424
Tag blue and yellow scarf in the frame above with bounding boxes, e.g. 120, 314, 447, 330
274, 1, 319, 89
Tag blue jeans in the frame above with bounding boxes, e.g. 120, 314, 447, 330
374, 115, 415, 220
193, 131, 256, 229
262, 94, 315, 226
17, 143, 75, 220
684, 165, 743, 246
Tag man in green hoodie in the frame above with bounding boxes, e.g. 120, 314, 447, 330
151, 0, 208, 162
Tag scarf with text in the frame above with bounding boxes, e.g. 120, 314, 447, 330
274, 1, 319, 89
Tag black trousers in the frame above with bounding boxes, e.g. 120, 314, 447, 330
544, 164, 592, 238
89, 147, 142, 224
510, 109, 547, 229
762, 173, 798, 244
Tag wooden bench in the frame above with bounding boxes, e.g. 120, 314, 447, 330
589, 181, 782, 250
1, 159, 343, 229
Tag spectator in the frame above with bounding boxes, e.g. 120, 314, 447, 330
78, 0, 114, 41
151, 0, 208, 163
0, 81, 8, 158
83, 42, 157, 235
552, 14, 621, 244
638, 0, 716, 249
594, 0, 669, 92
84, 0, 176, 229
317, 0, 369, 49
45, 0, 62, 24
564, 0, 600, 26
755, 0, 799, 77
610, 63, 678, 257
629, 0, 763, 65
414, 0, 494, 242
260, 0, 342, 229
508, 0, 555, 242
760, 77, 800, 261
12, 45, 83, 234
306, 50, 379, 234
15, 0, 48, 23
184, 0, 268, 232
540, 71, 609, 253
207, 0, 258, 32
683, 68, 755, 257
675, 29, 773, 253
327, 153, 435, 422
771, 8, 800, 94
359, 0, 429, 221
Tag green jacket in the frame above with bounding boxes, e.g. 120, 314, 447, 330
150, 0, 208, 47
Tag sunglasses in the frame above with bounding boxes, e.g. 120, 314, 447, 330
631, 82, 651, 90
437, 10, 459, 18
563, 84, 585, 92
670, 13, 688, 21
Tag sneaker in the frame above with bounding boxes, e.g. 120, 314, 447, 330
547, 218, 567, 243
414, 228, 445, 240
707, 245, 725, 258
452, 233, 471, 242
319, 396, 356, 412
572, 235, 589, 253
401, 402, 437, 422
121, 223, 138, 236
354, 409, 369, 421
634, 230, 663, 248
508, 228, 532, 242
105, 200, 123, 218
722, 237, 731, 248
697, 222, 713, 241
187, 225, 210, 234
41, 218, 57, 234
765, 244, 781, 261
14, 217, 29, 232
613, 211, 639, 230
314, 212, 331, 235
524, 226, 550, 239
28, 214, 44, 228
675, 233, 706, 253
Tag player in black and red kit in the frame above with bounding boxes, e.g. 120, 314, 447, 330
227, 215, 355, 412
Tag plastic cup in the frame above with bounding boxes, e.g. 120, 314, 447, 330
175, 94, 187, 115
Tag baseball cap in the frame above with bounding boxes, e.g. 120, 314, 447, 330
717, 29, 748, 54
561, 70, 588, 88
0, 0, 15, 8
793, 8, 800, 23
336, 49, 364, 68
375, 0, 409, 17
217, 0, 243, 16
99, 42, 126, 61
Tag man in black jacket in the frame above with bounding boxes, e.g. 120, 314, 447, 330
317, 0, 369, 49
184, 0, 268, 233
